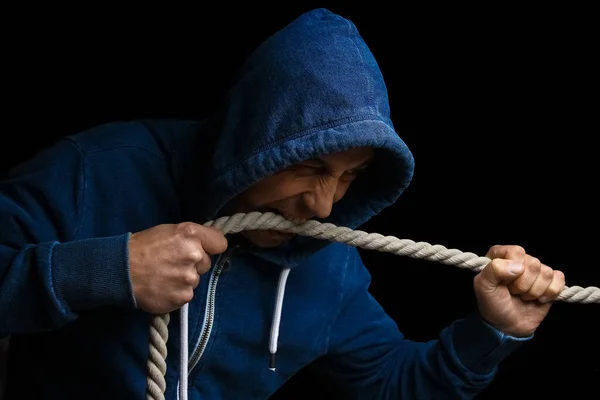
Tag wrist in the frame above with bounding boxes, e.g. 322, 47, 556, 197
450, 312, 532, 375
52, 233, 138, 311
478, 313, 535, 338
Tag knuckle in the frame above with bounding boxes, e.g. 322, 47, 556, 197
486, 244, 502, 256
184, 271, 199, 286
508, 245, 526, 259
187, 250, 204, 263
513, 245, 526, 255
555, 270, 565, 283
181, 290, 194, 303
527, 256, 541, 272
177, 222, 198, 237
487, 244, 526, 261
541, 265, 554, 279
197, 262, 211, 275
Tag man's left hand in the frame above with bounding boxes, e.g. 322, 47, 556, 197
474, 245, 565, 338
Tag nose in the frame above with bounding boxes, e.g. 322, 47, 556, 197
303, 177, 338, 219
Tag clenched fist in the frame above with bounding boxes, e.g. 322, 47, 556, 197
474, 245, 565, 338
128, 222, 228, 314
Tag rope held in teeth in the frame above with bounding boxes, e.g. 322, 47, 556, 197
146, 211, 600, 399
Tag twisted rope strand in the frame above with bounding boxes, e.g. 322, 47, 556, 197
146, 313, 169, 400
205, 212, 599, 303
146, 211, 600, 399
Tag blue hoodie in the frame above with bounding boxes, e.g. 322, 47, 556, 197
0, 8, 529, 400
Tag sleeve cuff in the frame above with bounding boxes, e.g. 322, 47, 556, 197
51, 233, 137, 312
451, 313, 532, 375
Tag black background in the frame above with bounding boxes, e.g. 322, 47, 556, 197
2, 2, 598, 399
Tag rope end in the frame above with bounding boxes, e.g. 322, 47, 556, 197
269, 353, 276, 371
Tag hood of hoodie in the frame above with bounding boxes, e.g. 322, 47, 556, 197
184, 8, 414, 267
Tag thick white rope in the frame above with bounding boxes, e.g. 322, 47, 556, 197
146, 211, 600, 399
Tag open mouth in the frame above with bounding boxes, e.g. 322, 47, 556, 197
266, 230, 296, 239
270, 210, 307, 224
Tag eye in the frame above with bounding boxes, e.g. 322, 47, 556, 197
346, 166, 368, 176
340, 170, 358, 182
340, 166, 368, 182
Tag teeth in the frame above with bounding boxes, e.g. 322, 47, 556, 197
284, 215, 305, 224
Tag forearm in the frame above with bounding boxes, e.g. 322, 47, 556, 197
318, 313, 529, 400
374, 313, 529, 399
0, 235, 136, 334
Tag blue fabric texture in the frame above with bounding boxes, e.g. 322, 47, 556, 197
0, 8, 529, 399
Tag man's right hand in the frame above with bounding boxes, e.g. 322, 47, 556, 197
128, 222, 228, 314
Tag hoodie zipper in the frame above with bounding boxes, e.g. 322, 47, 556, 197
188, 246, 236, 373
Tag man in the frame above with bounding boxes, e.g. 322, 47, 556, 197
0, 8, 564, 400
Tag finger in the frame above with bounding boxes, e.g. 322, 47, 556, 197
192, 273, 201, 289
520, 263, 553, 301
180, 240, 212, 275
539, 270, 566, 303
477, 258, 525, 291
177, 222, 228, 255
199, 226, 229, 255
507, 254, 541, 296
191, 249, 212, 275
182, 268, 201, 289
485, 245, 526, 263
179, 288, 194, 305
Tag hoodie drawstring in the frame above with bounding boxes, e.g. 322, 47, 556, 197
179, 305, 189, 400
178, 264, 291, 399
269, 266, 291, 371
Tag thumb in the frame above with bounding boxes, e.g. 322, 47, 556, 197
478, 259, 524, 290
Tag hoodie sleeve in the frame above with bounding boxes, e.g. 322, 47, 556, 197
0, 139, 136, 335
312, 247, 530, 400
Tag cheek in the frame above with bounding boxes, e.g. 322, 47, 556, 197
333, 184, 351, 203
248, 175, 308, 205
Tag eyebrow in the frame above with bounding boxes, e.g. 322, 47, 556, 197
305, 158, 371, 169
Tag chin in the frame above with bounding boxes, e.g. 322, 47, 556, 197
245, 230, 295, 248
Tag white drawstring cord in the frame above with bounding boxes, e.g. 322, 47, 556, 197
269, 266, 292, 371
179, 304, 188, 400
178, 266, 291, 397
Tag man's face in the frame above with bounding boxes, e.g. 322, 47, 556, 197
224, 147, 374, 248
